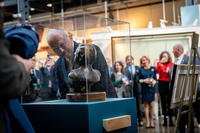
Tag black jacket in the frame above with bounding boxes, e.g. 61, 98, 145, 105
124, 65, 141, 96
52, 42, 117, 98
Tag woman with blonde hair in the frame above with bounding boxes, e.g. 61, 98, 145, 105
138, 56, 157, 128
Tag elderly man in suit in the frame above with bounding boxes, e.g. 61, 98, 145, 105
173, 44, 189, 65
46, 29, 117, 99
172, 44, 194, 133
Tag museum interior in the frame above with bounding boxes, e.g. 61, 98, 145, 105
1, 0, 200, 132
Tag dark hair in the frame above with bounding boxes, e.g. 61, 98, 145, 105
125, 55, 134, 62
159, 51, 172, 63
4, 25, 39, 59
113, 61, 124, 73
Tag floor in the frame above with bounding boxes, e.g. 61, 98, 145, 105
137, 117, 200, 133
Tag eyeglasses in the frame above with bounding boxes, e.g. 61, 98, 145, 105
51, 42, 66, 52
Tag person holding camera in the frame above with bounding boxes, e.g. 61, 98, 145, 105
0, 1, 41, 132
0, 1, 35, 132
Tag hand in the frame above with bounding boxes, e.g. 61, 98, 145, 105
166, 66, 169, 73
123, 81, 129, 86
143, 78, 151, 84
160, 57, 167, 63
114, 87, 118, 92
122, 77, 129, 86
13, 54, 34, 73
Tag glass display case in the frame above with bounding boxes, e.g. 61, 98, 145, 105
22, 13, 137, 133
23, 13, 131, 103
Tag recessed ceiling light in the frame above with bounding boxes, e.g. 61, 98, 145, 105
30, 7, 35, 11
46, 3, 52, 7
12, 13, 21, 18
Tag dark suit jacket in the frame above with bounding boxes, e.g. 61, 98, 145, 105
180, 54, 189, 64
124, 65, 141, 96
0, 38, 34, 133
22, 69, 43, 103
52, 42, 117, 98
39, 67, 55, 99
29, 69, 42, 91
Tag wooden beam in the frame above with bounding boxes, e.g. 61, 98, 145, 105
103, 115, 131, 132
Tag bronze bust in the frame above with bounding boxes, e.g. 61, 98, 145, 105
68, 44, 101, 93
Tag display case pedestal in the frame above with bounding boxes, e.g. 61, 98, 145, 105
23, 98, 137, 133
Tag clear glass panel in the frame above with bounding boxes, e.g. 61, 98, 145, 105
22, 12, 130, 103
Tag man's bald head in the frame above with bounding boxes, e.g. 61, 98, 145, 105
46, 29, 72, 57
173, 44, 184, 58
46, 29, 68, 45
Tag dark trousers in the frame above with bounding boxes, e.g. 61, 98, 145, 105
0, 108, 6, 133
135, 93, 143, 122
194, 92, 200, 124
178, 106, 194, 133
133, 84, 143, 122
158, 81, 173, 118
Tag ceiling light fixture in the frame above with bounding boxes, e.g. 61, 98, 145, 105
46, 3, 52, 7
12, 13, 21, 18
30, 7, 35, 11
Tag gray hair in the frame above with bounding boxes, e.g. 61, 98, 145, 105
173, 44, 184, 53
46, 29, 68, 44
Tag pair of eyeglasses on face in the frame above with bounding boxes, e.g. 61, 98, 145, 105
52, 42, 66, 51
52, 47, 60, 52
58, 42, 66, 48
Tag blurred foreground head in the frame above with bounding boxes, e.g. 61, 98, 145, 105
4, 25, 39, 59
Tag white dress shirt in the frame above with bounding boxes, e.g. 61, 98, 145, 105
174, 54, 184, 65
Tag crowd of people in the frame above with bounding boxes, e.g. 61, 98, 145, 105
23, 55, 56, 102
106, 44, 200, 132
19, 28, 200, 132
0, 1, 35, 132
